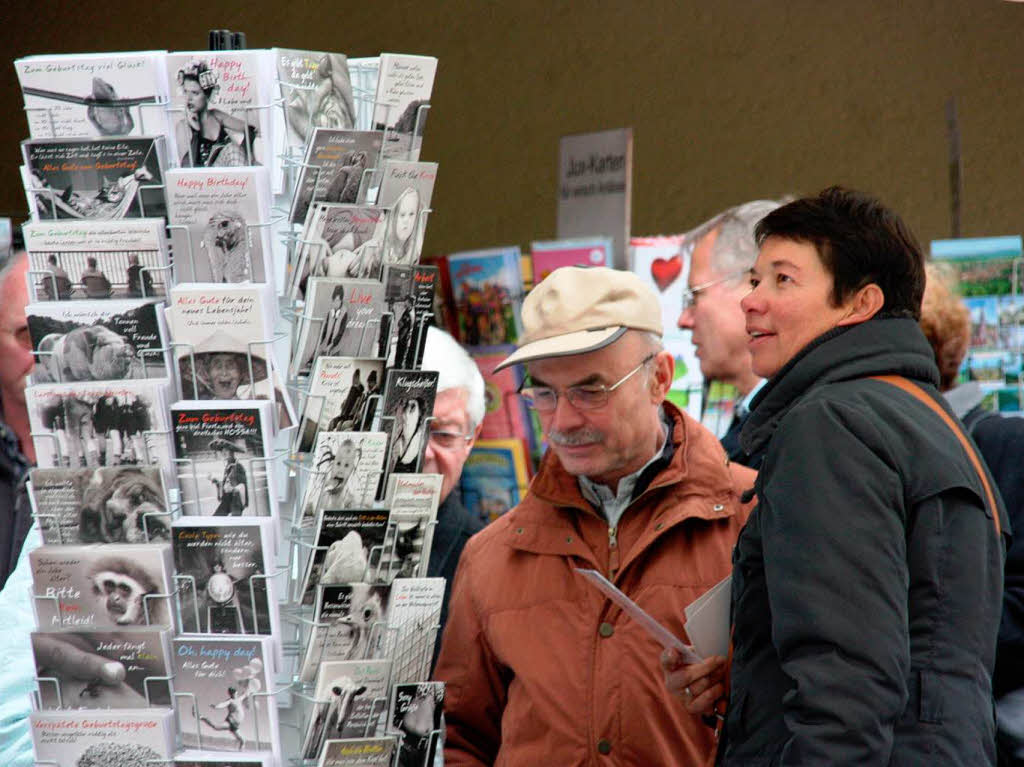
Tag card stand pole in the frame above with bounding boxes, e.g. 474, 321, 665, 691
355, 166, 383, 204
31, 591, 64, 629
246, 682, 294, 750
249, 331, 291, 434
172, 689, 205, 749
142, 427, 172, 466
241, 100, 281, 167
287, 385, 328, 453
137, 263, 174, 298
173, 456, 203, 514
164, 222, 198, 283
348, 60, 381, 133
32, 676, 63, 709
30, 432, 65, 470
280, 235, 329, 305
21, 97, 170, 141
26, 268, 63, 303
142, 585, 181, 630
249, 564, 290, 635
173, 573, 203, 633
361, 312, 392, 359
244, 213, 289, 283
143, 673, 175, 707
170, 341, 201, 400
133, 181, 167, 221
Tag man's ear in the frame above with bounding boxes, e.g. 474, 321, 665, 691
467, 420, 484, 451
650, 350, 675, 402
837, 283, 885, 326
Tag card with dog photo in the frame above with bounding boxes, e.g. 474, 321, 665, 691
30, 709, 176, 767
372, 54, 437, 161
22, 136, 168, 222
299, 583, 392, 683
31, 626, 173, 708
382, 264, 438, 370
300, 509, 390, 606
29, 466, 169, 545
23, 218, 170, 302
378, 474, 442, 583
316, 737, 395, 767
290, 206, 389, 301
289, 129, 384, 225
292, 278, 387, 378
27, 299, 170, 384
377, 370, 438, 478
299, 431, 388, 526
165, 167, 273, 285
171, 635, 280, 756
298, 357, 385, 454
301, 659, 391, 761
387, 682, 445, 767
30, 543, 175, 631
26, 379, 173, 470
172, 400, 275, 518
383, 577, 446, 685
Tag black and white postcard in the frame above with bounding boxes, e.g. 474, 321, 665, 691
29, 466, 169, 545
298, 357, 385, 453
172, 635, 279, 756
31, 627, 172, 708
27, 299, 169, 383
171, 516, 277, 639
175, 751, 273, 767
29, 543, 175, 631
299, 432, 388, 524
291, 206, 388, 301
317, 737, 395, 767
23, 218, 170, 301
23, 136, 167, 221
382, 264, 438, 369
25, 379, 172, 470
302, 659, 391, 760
289, 130, 384, 225
384, 578, 446, 685
388, 682, 445, 767
372, 54, 437, 161
172, 401, 275, 518
300, 509, 390, 605
275, 49, 356, 155
30, 709, 176, 767
300, 583, 392, 683
372, 161, 436, 269
293, 278, 386, 378
378, 474, 442, 582
379, 370, 438, 477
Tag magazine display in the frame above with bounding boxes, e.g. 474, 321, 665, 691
458, 438, 532, 524
297, 357, 385, 453
372, 54, 437, 160
472, 346, 534, 448
530, 236, 612, 284
301, 659, 391, 760
29, 466, 168, 545
444, 246, 524, 347
30, 709, 176, 767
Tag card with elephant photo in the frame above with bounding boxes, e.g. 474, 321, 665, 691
297, 357, 385, 454
165, 167, 273, 285
289, 129, 384, 225
28, 466, 169, 545
171, 400, 276, 518
300, 509, 390, 606
27, 299, 170, 384
26, 378, 173, 471
30, 627, 173, 709
300, 658, 391, 761
299, 431, 388, 526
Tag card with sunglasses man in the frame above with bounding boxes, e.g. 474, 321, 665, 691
433, 265, 757, 767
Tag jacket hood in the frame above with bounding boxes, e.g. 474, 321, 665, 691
741, 317, 940, 456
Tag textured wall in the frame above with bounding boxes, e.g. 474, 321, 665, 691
3, 1, 1023, 255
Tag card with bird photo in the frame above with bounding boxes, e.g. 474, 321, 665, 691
300, 583, 392, 683
300, 508, 390, 605
301, 658, 391, 761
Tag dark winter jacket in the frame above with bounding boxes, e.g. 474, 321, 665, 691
0, 418, 32, 592
723, 317, 1008, 766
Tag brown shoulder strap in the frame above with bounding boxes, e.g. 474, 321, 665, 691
870, 375, 1002, 537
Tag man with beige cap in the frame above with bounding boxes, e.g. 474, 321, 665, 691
434, 266, 755, 766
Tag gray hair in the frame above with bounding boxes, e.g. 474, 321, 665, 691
710, 199, 789, 276
420, 326, 486, 429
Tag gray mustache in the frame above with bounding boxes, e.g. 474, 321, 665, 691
549, 428, 604, 446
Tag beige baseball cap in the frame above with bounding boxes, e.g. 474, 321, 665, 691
495, 266, 663, 371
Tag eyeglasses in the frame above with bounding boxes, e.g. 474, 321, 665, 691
519, 353, 656, 412
428, 428, 474, 449
679, 270, 748, 312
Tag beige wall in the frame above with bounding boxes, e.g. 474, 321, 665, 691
3, 1, 1023, 255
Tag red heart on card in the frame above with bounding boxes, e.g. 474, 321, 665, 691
651, 256, 682, 291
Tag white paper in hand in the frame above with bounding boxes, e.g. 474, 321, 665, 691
683, 574, 732, 659
576, 568, 702, 664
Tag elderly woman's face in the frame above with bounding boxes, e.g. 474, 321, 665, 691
741, 237, 858, 379
208, 354, 243, 399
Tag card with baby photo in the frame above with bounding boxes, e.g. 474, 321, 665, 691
299, 583, 392, 683
29, 466, 169, 545
289, 129, 384, 225
291, 206, 389, 301
165, 167, 273, 285
300, 509, 390, 605
299, 431, 388, 526
27, 299, 169, 384
301, 659, 391, 761
372, 54, 437, 161
30, 709, 176, 767
377, 370, 438, 478
387, 682, 445, 767
172, 401, 275, 518
23, 136, 167, 222
298, 357, 385, 454
292, 278, 387, 378
378, 474, 442, 583
25, 379, 173, 470
23, 218, 170, 301
31, 627, 172, 709
382, 264, 438, 370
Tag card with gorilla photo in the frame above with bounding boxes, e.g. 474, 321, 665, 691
31, 626, 172, 708
316, 737, 395, 767
29, 543, 175, 632
289, 129, 384, 225
25, 379, 173, 470
377, 474, 442, 583
377, 369, 438, 479
165, 167, 273, 285
15, 51, 172, 141
382, 264, 438, 370
301, 658, 391, 761
299, 583, 392, 683
300, 509, 390, 606
22, 218, 171, 302
171, 517, 279, 653
27, 299, 170, 383
372, 54, 437, 162
29, 466, 169, 545
171, 635, 280, 757
30, 708, 176, 767
298, 357, 385, 454
387, 682, 445, 767
290, 204, 389, 300
299, 431, 389, 527
171, 400, 276, 519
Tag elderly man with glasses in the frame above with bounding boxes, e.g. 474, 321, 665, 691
434, 266, 756, 767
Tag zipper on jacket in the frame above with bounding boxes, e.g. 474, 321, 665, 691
608, 524, 619, 577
